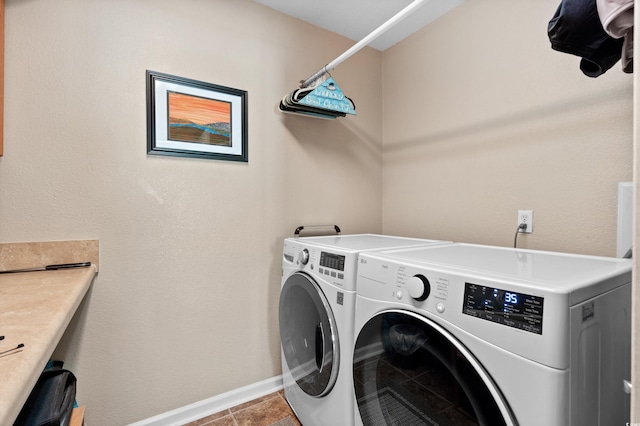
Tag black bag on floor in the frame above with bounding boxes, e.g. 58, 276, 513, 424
14, 364, 77, 426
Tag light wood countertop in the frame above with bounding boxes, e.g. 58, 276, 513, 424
0, 261, 97, 423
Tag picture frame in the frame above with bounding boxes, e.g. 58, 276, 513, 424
146, 70, 248, 162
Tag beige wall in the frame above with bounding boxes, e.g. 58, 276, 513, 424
1, 0, 636, 424
382, 0, 633, 256
0, 0, 382, 424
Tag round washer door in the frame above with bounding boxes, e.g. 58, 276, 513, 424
353, 310, 515, 426
279, 272, 339, 397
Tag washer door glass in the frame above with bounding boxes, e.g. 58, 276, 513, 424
279, 272, 339, 397
353, 311, 514, 426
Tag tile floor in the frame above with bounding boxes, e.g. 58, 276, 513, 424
183, 391, 301, 426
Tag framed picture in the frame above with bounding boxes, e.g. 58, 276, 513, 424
146, 70, 248, 162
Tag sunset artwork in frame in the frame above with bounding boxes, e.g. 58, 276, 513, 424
146, 71, 248, 162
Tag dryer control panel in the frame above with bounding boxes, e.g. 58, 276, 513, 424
356, 252, 571, 369
462, 283, 544, 335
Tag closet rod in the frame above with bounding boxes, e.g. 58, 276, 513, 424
299, 0, 430, 89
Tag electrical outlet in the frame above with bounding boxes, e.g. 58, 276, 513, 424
517, 210, 533, 234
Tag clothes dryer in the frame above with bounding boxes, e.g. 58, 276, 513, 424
353, 243, 631, 426
279, 234, 450, 426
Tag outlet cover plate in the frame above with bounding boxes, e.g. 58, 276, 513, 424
518, 210, 533, 234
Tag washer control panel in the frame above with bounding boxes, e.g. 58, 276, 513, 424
318, 251, 346, 281
283, 239, 357, 290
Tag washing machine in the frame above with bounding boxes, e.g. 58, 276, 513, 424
352, 243, 632, 426
279, 234, 451, 426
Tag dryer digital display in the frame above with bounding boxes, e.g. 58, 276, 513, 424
320, 252, 346, 271
462, 283, 544, 335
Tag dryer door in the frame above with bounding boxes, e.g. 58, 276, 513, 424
279, 272, 339, 397
353, 310, 515, 426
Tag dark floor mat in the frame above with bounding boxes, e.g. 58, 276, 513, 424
358, 387, 441, 426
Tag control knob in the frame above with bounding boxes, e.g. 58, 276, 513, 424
407, 274, 430, 301
298, 249, 310, 265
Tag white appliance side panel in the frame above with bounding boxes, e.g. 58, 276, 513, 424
570, 284, 631, 426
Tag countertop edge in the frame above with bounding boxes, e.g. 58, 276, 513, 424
0, 264, 97, 424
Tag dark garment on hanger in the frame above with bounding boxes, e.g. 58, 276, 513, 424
548, 0, 624, 77
621, 27, 633, 73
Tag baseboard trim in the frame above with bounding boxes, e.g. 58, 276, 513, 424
127, 375, 284, 426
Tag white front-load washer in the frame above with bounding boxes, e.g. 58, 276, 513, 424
353, 243, 632, 426
279, 234, 451, 426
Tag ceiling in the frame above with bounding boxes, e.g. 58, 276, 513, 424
252, 0, 466, 51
